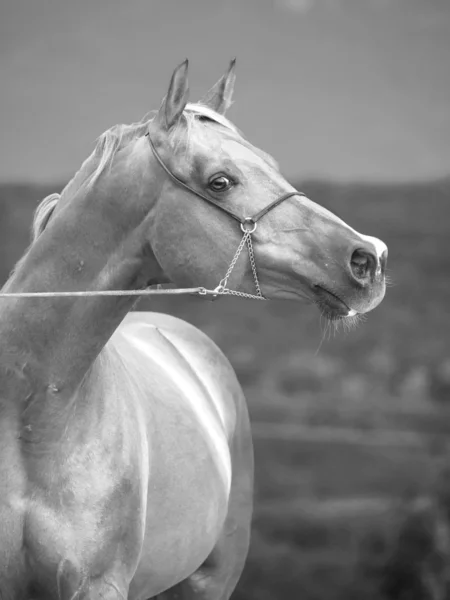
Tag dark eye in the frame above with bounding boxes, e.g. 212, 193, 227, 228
208, 175, 233, 193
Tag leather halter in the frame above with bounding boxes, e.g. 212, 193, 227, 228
147, 133, 306, 299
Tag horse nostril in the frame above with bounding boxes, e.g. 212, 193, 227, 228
350, 248, 376, 283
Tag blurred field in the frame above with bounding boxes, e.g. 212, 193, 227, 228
1, 178, 450, 598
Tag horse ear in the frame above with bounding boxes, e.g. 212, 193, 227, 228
199, 59, 236, 115
157, 60, 190, 130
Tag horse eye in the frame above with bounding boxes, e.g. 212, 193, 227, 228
208, 175, 233, 192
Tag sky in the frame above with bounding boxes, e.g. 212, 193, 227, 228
1, 0, 449, 184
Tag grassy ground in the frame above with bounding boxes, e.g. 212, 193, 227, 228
1, 178, 450, 598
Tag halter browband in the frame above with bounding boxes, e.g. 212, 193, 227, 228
146, 132, 306, 300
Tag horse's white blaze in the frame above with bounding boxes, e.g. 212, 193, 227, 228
317, 206, 387, 261
358, 234, 387, 259
312, 203, 387, 261
271, 193, 388, 265
123, 327, 232, 495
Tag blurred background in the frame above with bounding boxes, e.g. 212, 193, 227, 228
1, 0, 450, 598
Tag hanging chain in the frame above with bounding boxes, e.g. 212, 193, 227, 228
214, 231, 250, 294
246, 231, 263, 298
211, 224, 266, 301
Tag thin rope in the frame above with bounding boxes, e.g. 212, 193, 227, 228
0, 287, 215, 299
0, 282, 266, 300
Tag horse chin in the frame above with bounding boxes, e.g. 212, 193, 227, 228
312, 285, 356, 321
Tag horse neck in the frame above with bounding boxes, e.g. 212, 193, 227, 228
0, 141, 163, 401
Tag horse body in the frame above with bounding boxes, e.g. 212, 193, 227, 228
0, 60, 387, 598
0, 312, 251, 599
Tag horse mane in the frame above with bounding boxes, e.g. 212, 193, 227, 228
31, 103, 237, 240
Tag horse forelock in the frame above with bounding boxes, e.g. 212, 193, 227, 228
185, 103, 237, 133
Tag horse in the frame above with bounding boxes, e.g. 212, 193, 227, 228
0, 59, 388, 599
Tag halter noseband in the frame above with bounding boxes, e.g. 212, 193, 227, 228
147, 133, 306, 300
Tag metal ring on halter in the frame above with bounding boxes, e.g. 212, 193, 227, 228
213, 280, 227, 294
240, 218, 257, 234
